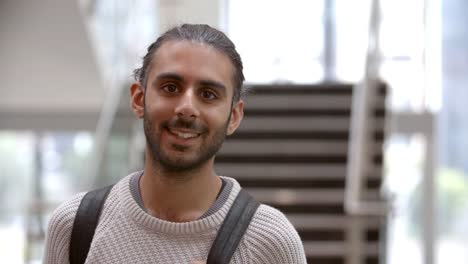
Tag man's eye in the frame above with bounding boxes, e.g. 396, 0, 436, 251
201, 90, 217, 100
162, 84, 178, 93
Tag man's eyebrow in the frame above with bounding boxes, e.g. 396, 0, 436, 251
154, 72, 184, 83
198, 80, 227, 93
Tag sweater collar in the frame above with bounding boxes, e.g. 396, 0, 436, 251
119, 172, 241, 234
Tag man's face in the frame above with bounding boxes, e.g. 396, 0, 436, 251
134, 40, 243, 172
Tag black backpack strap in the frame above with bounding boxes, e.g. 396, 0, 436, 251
207, 189, 260, 264
69, 185, 114, 264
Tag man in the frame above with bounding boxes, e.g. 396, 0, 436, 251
44, 24, 306, 263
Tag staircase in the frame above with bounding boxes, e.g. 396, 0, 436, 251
215, 83, 388, 264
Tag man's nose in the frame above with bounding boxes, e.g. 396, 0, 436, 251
175, 89, 200, 119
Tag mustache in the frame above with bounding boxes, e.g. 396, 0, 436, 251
163, 117, 208, 134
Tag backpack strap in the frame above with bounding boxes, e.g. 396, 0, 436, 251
69, 185, 114, 264
207, 189, 260, 264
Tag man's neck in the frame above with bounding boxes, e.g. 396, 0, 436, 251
139, 155, 222, 222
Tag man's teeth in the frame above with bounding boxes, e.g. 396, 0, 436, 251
174, 131, 198, 139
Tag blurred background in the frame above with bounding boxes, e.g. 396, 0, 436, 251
0, 0, 467, 263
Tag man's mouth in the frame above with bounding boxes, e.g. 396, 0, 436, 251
167, 128, 200, 139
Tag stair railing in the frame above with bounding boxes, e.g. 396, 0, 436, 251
344, 0, 388, 217
344, 1, 390, 263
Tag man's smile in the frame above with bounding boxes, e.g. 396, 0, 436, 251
167, 127, 200, 140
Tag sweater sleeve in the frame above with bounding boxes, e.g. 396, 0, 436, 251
43, 192, 85, 264
243, 204, 307, 264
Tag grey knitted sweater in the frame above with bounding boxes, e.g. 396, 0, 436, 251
43, 174, 307, 263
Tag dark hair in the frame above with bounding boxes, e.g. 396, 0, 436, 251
133, 24, 245, 102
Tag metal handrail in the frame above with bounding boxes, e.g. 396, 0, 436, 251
83, 1, 133, 189
89, 76, 124, 188
344, 0, 388, 216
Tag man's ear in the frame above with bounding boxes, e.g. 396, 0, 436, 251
130, 83, 144, 118
227, 99, 244, 135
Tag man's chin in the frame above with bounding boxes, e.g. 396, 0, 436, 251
158, 153, 207, 172
170, 143, 191, 153
160, 161, 204, 173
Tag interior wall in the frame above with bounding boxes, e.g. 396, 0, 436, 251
0, 0, 105, 115
158, 0, 221, 31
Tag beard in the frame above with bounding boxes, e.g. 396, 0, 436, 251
143, 107, 230, 173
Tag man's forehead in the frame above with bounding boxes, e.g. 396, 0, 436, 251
147, 40, 236, 88
151, 40, 223, 64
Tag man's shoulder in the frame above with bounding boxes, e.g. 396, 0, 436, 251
242, 203, 307, 263
43, 177, 126, 263
43, 192, 86, 263
249, 203, 298, 235
47, 177, 127, 232
47, 192, 86, 237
